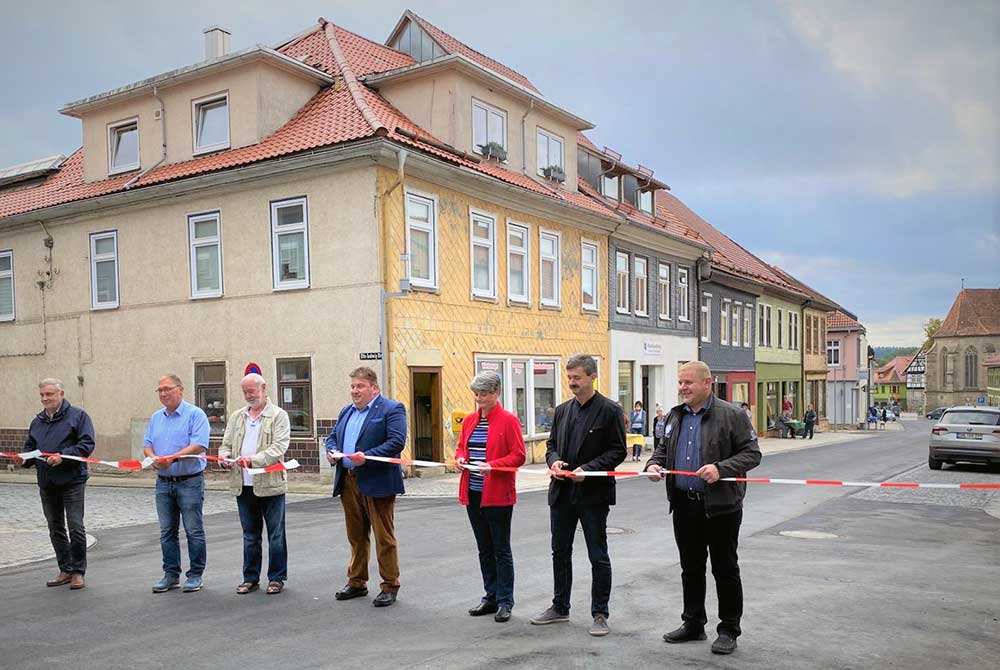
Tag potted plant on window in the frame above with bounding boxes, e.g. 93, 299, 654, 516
478, 141, 507, 162
543, 165, 566, 183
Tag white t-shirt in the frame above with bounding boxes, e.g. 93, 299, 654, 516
241, 412, 263, 486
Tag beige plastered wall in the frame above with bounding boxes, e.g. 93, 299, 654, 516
0, 164, 380, 459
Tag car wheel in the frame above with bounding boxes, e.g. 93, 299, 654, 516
928, 456, 942, 470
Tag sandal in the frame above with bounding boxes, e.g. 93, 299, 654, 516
266, 581, 284, 594
236, 582, 259, 594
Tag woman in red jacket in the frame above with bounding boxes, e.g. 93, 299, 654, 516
455, 370, 526, 623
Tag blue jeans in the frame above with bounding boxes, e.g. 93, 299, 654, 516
465, 490, 514, 608
550, 499, 612, 618
236, 487, 287, 583
155, 475, 206, 578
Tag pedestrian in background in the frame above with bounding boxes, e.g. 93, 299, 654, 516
219, 373, 290, 595
629, 401, 646, 462
645, 361, 762, 656
144, 374, 211, 593
802, 405, 817, 440
653, 407, 668, 451
455, 371, 526, 623
16, 378, 95, 590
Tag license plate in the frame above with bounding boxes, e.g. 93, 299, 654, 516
956, 433, 982, 440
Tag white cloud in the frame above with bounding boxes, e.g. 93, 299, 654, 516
863, 315, 928, 347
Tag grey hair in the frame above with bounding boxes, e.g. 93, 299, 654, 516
242, 373, 266, 387
470, 371, 502, 395
565, 354, 598, 376
161, 374, 184, 388
38, 378, 64, 391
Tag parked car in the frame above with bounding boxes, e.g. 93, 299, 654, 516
928, 406, 1000, 470
879, 408, 896, 422
926, 407, 948, 420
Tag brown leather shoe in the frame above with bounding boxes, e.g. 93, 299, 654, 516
70, 574, 85, 590
46, 572, 72, 587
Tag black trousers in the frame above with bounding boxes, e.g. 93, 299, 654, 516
39, 481, 87, 575
550, 498, 612, 618
466, 490, 515, 608
804, 421, 815, 439
671, 493, 743, 637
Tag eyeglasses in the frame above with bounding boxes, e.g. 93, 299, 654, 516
155, 386, 180, 394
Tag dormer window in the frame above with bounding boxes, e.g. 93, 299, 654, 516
601, 174, 619, 200
391, 19, 445, 63
193, 92, 230, 154
536, 128, 564, 178
108, 118, 139, 175
472, 99, 507, 160
638, 190, 654, 214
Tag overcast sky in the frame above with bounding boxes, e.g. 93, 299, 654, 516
2, 0, 997, 345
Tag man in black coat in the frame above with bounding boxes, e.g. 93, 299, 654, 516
646, 361, 761, 655
530, 354, 626, 637
16, 378, 96, 590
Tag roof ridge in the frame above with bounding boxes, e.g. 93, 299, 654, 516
322, 20, 386, 136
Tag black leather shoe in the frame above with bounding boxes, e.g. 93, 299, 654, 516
373, 590, 397, 607
663, 625, 707, 643
334, 585, 368, 600
494, 606, 512, 622
711, 633, 738, 655
469, 600, 499, 616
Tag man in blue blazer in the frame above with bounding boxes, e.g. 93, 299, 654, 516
325, 367, 407, 607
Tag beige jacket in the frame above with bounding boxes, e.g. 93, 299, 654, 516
218, 400, 291, 497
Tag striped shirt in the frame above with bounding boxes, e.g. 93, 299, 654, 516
467, 415, 489, 493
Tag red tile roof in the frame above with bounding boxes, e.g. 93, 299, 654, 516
576, 179, 706, 247
654, 191, 804, 295
769, 264, 843, 311
827, 310, 864, 331
874, 355, 913, 384
0, 18, 620, 227
935, 289, 1000, 337
403, 11, 541, 94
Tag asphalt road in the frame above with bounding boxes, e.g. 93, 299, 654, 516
1, 420, 997, 670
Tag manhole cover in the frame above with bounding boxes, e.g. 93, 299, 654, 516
779, 530, 839, 540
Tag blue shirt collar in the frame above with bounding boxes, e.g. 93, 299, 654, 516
160, 399, 189, 418
683, 394, 714, 415
353, 394, 380, 414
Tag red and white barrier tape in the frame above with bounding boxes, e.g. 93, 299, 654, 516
1, 451, 299, 475
326, 452, 1000, 491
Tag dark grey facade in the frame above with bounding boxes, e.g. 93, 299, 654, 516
698, 280, 756, 373
608, 240, 697, 336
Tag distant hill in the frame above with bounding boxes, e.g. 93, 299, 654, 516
873, 346, 918, 367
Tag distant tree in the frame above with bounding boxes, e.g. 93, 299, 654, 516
922, 318, 942, 349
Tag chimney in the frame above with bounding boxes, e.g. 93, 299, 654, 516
203, 25, 231, 60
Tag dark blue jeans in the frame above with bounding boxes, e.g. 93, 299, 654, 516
39, 481, 87, 575
465, 490, 514, 608
236, 487, 287, 584
155, 474, 206, 578
550, 498, 612, 618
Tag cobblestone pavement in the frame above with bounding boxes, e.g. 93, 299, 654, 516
853, 461, 1000, 514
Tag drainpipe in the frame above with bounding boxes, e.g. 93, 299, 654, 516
520, 99, 534, 175
125, 86, 166, 190
378, 148, 411, 396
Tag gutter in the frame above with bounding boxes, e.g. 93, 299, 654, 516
125, 86, 167, 190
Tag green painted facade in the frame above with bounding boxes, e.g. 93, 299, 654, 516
872, 382, 907, 409
754, 293, 803, 433
755, 362, 803, 433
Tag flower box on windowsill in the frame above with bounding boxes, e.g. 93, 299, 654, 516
543, 165, 566, 183
478, 142, 508, 162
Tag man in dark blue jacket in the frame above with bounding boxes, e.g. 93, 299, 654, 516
325, 367, 407, 607
17, 378, 96, 590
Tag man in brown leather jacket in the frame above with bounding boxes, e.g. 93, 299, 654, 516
646, 361, 761, 656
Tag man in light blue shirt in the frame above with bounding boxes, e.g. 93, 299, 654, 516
143, 374, 210, 593
338, 395, 377, 470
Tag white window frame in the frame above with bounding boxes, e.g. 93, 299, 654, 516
90, 230, 120, 310
615, 251, 630, 314
581, 239, 599, 312
790, 312, 799, 351
633, 256, 648, 316
720, 298, 731, 345
471, 98, 507, 157
0, 249, 13, 322
474, 354, 563, 439
188, 211, 223, 299
700, 292, 712, 342
657, 262, 671, 320
827, 340, 841, 366
469, 209, 497, 299
270, 196, 310, 291
536, 127, 565, 176
777, 308, 784, 348
539, 229, 561, 308
107, 117, 140, 175
743, 304, 752, 347
405, 190, 439, 289
638, 189, 654, 214
765, 304, 773, 347
506, 221, 530, 304
731, 302, 741, 348
602, 174, 619, 201
192, 92, 230, 155
677, 267, 690, 321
